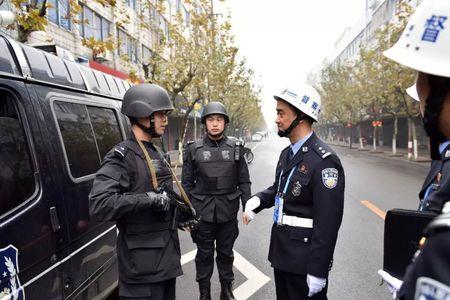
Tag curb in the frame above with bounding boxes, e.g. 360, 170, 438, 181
329, 143, 431, 165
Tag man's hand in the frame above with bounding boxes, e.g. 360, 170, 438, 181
307, 274, 326, 297
243, 196, 260, 225
146, 191, 170, 212
243, 212, 252, 225
178, 218, 198, 232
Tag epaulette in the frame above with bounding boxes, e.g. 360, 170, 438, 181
186, 140, 195, 145
225, 138, 235, 148
312, 142, 333, 159
113, 144, 128, 158
194, 140, 204, 149
281, 145, 290, 153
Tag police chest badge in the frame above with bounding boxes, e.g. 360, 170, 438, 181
221, 150, 230, 160
322, 168, 338, 189
291, 181, 302, 197
202, 150, 211, 161
0, 245, 25, 300
415, 277, 450, 300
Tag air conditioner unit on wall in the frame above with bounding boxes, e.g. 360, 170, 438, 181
94, 51, 112, 62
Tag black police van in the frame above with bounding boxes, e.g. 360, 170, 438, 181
0, 33, 132, 299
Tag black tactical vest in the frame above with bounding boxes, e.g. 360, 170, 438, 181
191, 139, 239, 195
118, 140, 176, 233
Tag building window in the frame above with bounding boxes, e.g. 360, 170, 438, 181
142, 45, 152, 63
126, 0, 136, 10
47, 0, 71, 30
184, 6, 190, 26
117, 29, 138, 63
159, 15, 169, 39
80, 5, 111, 41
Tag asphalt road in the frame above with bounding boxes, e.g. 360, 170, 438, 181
176, 135, 430, 300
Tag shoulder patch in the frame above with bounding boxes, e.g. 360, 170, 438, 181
114, 145, 128, 158
415, 277, 450, 300
322, 168, 339, 189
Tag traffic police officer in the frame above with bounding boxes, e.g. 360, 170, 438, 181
89, 83, 187, 300
182, 102, 251, 300
243, 84, 345, 300
382, 0, 450, 298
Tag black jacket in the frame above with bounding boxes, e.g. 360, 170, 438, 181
89, 137, 182, 287
254, 133, 345, 278
419, 143, 450, 214
182, 135, 251, 223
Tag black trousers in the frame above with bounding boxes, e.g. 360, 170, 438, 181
274, 269, 328, 300
192, 219, 239, 284
119, 278, 176, 300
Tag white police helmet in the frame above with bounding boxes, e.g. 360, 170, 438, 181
273, 83, 321, 122
383, 0, 450, 77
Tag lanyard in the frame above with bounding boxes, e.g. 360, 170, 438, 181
277, 167, 297, 197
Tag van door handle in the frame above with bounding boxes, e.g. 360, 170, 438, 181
49, 206, 61, 232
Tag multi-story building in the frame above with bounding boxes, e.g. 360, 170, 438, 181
0, 0, 200, 81
328, 0, 421, 67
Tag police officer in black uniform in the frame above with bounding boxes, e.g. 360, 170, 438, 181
89, 83, 189, 300
182, 102, 251, 300
243, 84, 345, 300
381, 1, 450, 298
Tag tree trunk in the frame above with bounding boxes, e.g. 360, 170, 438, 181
392, 115, 398, 154
349, 126, 353, 149
372, 125, 377, 151
358, 125, 364, 149
407, 117, 413, 159
412, 118, 418, 160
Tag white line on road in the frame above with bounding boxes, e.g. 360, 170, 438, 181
251, 143, 260, 152
181, 249, 270, 300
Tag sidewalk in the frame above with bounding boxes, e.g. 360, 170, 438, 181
328, 141, 432, 164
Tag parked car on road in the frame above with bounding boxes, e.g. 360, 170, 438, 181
252, 133, 263, 142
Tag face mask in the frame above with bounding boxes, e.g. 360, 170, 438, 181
422, 76, 450, 159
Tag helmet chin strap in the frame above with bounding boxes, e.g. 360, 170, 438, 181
136, 116, 160, 138
278, 116, 303, 138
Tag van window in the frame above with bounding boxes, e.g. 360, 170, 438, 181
54, 101, 101, 178
87, 106, 122, 159
0, 91, 35, 216
54, 101, 123, 179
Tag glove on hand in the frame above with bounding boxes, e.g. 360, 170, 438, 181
307, 274, 326, 297
244, 196, 261, 220
146, 192, 170, 212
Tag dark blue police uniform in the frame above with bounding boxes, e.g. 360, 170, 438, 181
398, 213, 450, 300
418, 142, 450, 214
254, 132, 345, 300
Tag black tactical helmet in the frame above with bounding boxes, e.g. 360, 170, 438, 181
201, 101, 229, 124
121, 83, 174, 118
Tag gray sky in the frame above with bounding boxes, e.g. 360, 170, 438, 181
216, 0, 366, 129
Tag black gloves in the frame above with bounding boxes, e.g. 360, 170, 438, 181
146, 191, 170, 212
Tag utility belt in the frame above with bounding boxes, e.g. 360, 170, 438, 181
278, 214, 313, 228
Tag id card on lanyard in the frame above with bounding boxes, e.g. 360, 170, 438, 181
273, 167, 297, 224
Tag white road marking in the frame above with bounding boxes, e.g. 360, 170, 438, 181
251, 143, 260, 152
181, 249, 270, 300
